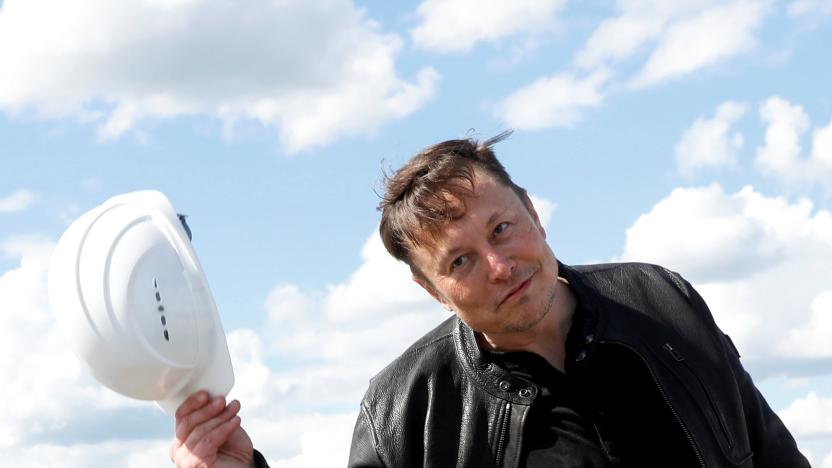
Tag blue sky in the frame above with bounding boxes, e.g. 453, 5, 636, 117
2, 0, 832, 466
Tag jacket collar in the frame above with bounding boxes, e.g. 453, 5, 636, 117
453, 317, 541, 404
451, 261, 607, 402
557, 261, 607, 372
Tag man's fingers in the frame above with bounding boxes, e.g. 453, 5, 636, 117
190, 415, 242, 460
171, 400, 241, 466
175, 396, 228, 442
172, 416, 242, 467
175, 391, 210, 421
171, 392, 213, 458
182, 399, 241, 449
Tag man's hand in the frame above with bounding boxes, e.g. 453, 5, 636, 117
170, 391, 254, 468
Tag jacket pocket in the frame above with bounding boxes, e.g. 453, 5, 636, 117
662, 343, 734, 448
658, 342, 754, 466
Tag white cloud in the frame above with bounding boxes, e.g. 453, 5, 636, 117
0, 0, 438, 153
226, 329, 273, 412
756, 96, 832, 190
223, 329, 360, 466
495, 68, 610, 130
756, 97, 811, 181
259, 413, 357, 468
780, 392, 832, 436
814, 120, 832, 167
0, 237, 75, 447
323, 233, 432, 324
503, 1, 771, 133
0, 189, 34, 213
621, 184, 788, 281
780, 292, 832, 358
574, 1, 770, 87
630, 1, 769, 88
0, 439, 172, 468
410, 0, 566, 53
778, 391, 832, 466
575, 14, 664, 69
265, 284, 316, 324
529, 195, 557, 229
0, 236, 153, 450
575, 0, 725, 70
675, 101, 747, 176
619, 184, 832, 372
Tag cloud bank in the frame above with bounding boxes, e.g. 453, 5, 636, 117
620, 183, 832, 377
0, 0, 438, 153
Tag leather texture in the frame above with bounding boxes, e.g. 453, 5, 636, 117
347, 262, 810, 468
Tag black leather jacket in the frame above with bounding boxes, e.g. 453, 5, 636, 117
347, 262, 809, 467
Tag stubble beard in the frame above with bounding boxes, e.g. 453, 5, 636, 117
503, 281, 558, 333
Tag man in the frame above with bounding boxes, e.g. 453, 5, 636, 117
347, 133, 809, 467
172, 134, 809, 467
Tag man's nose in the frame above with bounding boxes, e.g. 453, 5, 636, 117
485, 249, 515, 282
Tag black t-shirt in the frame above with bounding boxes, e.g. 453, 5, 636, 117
488, 349, 616, 467
487, 304, 700, 467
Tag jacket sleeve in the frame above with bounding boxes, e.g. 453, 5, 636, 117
720, 332, 811, 468
347, 403, 386, 467
252, 449, 270, 468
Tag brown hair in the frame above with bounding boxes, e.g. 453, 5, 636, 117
378, 131, 527, 269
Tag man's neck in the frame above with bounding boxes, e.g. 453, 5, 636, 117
478, 277, 577, 372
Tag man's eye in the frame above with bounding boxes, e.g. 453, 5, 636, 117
493, 222, 509, 236
451, 255, 468, 270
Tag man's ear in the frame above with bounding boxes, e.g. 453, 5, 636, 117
412, 275, 453, 312
521, 192, 546, 238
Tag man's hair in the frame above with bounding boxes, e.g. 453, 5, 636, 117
378, 130, 527, 270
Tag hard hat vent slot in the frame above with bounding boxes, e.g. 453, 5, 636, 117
154, 277, 171, 343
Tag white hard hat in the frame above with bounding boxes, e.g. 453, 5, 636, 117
48, 190, 234, 416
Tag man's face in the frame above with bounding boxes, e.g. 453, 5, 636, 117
409, 168, 560, 337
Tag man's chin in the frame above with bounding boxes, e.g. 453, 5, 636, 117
502, 295, 555, 333
502, 310, 547, 333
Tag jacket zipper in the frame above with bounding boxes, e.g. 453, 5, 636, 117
606, 341, 707, 468
663, 343, 734, 448
494, 402, 511, 467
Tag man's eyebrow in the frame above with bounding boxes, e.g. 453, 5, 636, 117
435, 208, 505, 267
486, 210, 503, 229
436, 246, 463, 268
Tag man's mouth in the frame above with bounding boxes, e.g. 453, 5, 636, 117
499, 273, 534, 307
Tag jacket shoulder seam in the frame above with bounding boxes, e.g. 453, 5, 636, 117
400, 331, 454, 358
